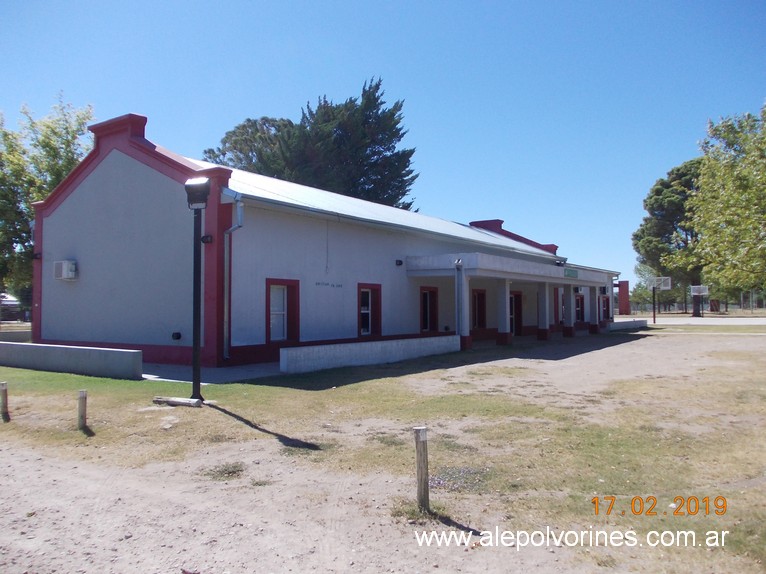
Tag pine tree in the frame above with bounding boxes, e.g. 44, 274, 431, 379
204, 78, 418, 210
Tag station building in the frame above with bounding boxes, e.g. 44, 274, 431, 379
33, 114, 619, 372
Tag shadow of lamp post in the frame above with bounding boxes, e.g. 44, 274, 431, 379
184, 176, 211, 401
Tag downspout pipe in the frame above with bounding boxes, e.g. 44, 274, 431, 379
222, 189, 244, 359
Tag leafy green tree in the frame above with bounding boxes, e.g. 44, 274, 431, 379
633, 262, 683, 313
205, 78, 418, 210
0, 125, 33, 297
629, 281, 652, 312
0, 100, 93, 306
632, 158, 704, 315
683, 104, 766, 291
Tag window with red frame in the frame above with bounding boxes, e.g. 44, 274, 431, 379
266, 279, 299, 342
359, 283, 381, 336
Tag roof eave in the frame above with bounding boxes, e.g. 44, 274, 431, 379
226, 189, 560, 263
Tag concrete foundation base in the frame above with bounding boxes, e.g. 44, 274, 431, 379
0, 341, 143, 379
280, 335, 461, 374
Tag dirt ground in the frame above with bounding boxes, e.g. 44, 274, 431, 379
1, 327, 764, 574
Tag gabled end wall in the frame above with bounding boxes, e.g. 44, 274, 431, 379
32, 114, 233, 366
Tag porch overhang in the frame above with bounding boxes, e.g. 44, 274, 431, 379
406, 252, 618, 286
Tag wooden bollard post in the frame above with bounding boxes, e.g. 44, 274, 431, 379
413, 426, 430, 512
78, 390, 87, 430
1, 382, 9, 422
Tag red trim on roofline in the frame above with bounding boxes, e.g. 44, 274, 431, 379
469, 219, 558, 255
32, 114, 233, 367
34, 113, 232, 219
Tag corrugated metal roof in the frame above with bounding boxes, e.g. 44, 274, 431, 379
186, 158, 559, 259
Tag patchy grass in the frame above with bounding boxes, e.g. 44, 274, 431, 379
202, 461, 246, 481
430, 466, 491, 492
437, 434, 478, 454
390, 497, 453, 525
466, 366, 528, 379
368, 432, 406, 448
1, 339, 764, 572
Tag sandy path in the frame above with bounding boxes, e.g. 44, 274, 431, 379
0, 440, 580, 573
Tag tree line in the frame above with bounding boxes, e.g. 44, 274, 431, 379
632, 102, 766, 314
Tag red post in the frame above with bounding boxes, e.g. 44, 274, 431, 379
617, 281, 631, 315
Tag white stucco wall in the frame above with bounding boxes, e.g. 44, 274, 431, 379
41, 150, 193, 347
280, 335, 461, 374
229, 204, 467, 346
515, 282, 539, 330
227, 202, 613, 347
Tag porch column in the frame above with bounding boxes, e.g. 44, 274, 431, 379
602, 277, 614, 332
562, 284, 576, 337
455, 261, 472, 350
607, 282, 615, 322
537, 282, 550, 340
603, 282, 614, 331
588, 286, 600, 334
496, 280, 512, 345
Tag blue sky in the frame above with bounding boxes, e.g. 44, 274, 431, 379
2, 0, 764, 287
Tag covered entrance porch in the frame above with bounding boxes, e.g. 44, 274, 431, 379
407, 252, 618, 350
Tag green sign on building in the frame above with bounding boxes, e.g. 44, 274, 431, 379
564, 268, 578, 279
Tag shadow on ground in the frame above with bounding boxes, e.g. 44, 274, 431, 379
233, 332, 648, 391
431, 511, 483, 536
206, 402, 321, 450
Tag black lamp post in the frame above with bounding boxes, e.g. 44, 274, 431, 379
184, 177, 211, 401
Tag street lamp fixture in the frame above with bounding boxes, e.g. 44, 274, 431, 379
185, 176, 211, 209
184, 177, 211, 401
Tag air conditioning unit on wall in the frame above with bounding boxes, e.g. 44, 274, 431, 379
54, 260, 77, 281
